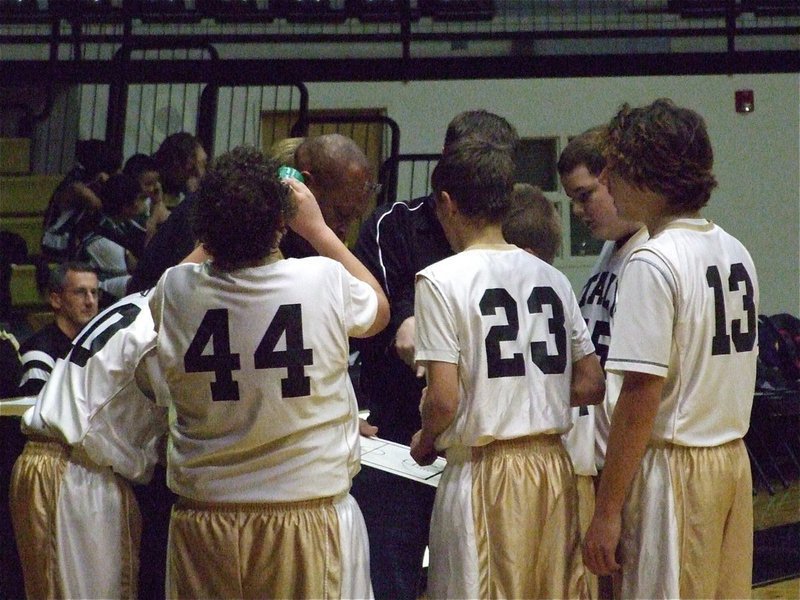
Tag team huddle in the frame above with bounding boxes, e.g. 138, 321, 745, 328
9, 98, 758, 599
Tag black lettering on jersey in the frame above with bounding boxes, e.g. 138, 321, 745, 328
184, 305, 314, 401
70, 303, 141, 367
579, 271, 619, 316
254, 304, 313, 398
588, 319, 611, 368
480, 289, 525, 378
184, 309, 241, 401
705, 263, 756, 356
577, 274, 597, 306
528, 287, 568, 374
480, 286, 567, 379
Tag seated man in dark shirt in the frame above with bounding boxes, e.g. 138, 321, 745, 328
17, 262, 99, 396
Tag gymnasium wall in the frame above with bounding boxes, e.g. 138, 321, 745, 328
303, 73, 800, 315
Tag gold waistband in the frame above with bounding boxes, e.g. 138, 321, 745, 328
24, 436, 70, 455
473, 434, 563, 457
176, 495, 337, 514
445, 434, 564, 464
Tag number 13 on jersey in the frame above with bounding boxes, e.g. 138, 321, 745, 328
183, 305, 314, 401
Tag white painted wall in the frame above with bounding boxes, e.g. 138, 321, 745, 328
304, 73, 800, 315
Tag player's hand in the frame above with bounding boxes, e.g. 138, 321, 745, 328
359, 418, 378, 437
410, 430, 437, 466
284, 178, 328, 243
394, 316, 417, 369
93, 171, 111, 185
125, 250, 138, 272
582, 511, 622, 576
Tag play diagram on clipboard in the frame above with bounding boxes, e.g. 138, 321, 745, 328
360, 435, 446, 488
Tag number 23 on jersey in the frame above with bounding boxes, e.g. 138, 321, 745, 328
480, 286, 568, 378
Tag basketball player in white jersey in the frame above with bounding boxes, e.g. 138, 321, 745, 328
149, 146, 388, 599
10, 290, 169, 599
410, 138, 605, 599
558, 127, 648, 597
583, 99, 758, 599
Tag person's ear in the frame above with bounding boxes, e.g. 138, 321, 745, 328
299, 170, 316, 195
49, 291, 63, 312
439, 190, 457, 216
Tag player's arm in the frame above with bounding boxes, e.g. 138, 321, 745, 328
285, 179, 389, 338
570, 352, 605, 407
582, 370, 663, 575
52, 177, 105, 212
410, 360, 458, 466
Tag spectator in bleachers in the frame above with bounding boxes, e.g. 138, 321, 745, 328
153, 132, 208, 204
123, 153, 171, 246
41, 139, 120, 262
17, 262, 98, 396
125, 134, 208, 294
77, 173, 149, 303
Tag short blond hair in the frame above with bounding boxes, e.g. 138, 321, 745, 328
268, 137, 305, 167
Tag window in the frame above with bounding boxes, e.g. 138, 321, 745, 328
514, 136, 603, 260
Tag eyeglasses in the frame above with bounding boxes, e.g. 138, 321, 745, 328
65, 287, 100, 300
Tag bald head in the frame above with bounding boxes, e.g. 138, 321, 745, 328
295, 134, 369, 188
294, 133, 375, 240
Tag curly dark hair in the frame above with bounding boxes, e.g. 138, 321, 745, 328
191, 146, 294, 270
431, 137, 515, 222
604, 98, 717, 211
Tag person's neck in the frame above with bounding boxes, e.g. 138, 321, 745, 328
459, 223, 507, 252
55, 316, 79, 341
647, 210, 702, 236
213, 249, 282, 271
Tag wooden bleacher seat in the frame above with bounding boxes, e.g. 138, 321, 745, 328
0, 174, 61, 215
9, 263, 44, 309
0, 173, 61, 259
1, 216, 43, 256
0, 138, 31, 175
26, 310, 54, 333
